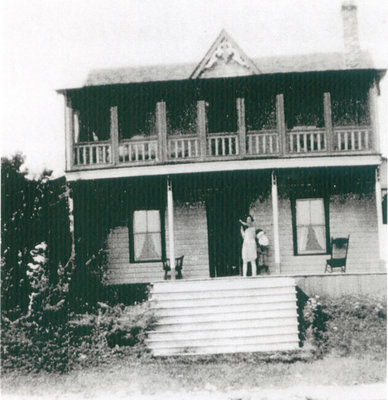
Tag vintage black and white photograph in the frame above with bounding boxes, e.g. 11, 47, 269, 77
2, 0, 387, 399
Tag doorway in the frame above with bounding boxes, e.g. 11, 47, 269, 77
206, 185, 248, 277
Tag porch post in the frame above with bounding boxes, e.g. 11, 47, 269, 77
271, 171, 281, 274
324, 92, 333, 152
276, 94, 286, 156
368, 80, 380, 153
110, 106, 119, 165
157, 101, 167, 162
197, 100, 207, 159
167, 176, 176, 280
375, 167, 384, 261
65, 95, 74, 171
237, 98, 246, 157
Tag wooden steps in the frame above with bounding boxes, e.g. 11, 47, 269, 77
147, 276, 300, 356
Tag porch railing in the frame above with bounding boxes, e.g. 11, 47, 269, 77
288, 128, 327, 153
207, 133, 239, 157
167, 136, 200, 160
73, 142, 112, 166
247, 130, 279, 155
119, 138, 158, 163
333, 127, 371, 151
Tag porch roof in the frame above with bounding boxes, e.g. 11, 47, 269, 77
82, 51, 374, 87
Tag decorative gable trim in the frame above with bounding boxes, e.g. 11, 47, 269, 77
190, 29, 260, 79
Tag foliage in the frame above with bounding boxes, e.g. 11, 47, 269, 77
301, 295, 386, 359
1, 154, 72, 318
1, 301, 155, 373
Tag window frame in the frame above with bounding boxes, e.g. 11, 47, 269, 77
128, 209, 166, 263
291, 195, 330, 256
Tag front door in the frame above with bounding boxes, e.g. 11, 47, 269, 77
206, 186, 248, 277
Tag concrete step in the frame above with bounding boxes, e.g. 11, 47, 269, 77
153, 316, 298, 332
154, 301, 296, 317
150, 286, 295, 301
151, 342, 298, 356
156, 308, 298, 325
147, 333, 299, 349
151, 277, 296, 293
151, 293, 296, 309
148, 325, 298, 341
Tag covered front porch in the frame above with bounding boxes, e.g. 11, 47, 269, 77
70, 165, 385, 285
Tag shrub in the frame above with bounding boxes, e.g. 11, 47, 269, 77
1, 301, 156, 373
302, 295, 386, 359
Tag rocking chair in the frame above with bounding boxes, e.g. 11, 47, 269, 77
163, 256, 184, 280
324, 235, 350, 273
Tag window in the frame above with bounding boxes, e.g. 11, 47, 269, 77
292, 198, 329, 255
130, 210, 164, 262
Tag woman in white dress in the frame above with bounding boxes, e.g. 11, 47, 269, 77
240, 215, 258, 277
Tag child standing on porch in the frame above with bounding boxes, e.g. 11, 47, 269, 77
240, 215, 258, 277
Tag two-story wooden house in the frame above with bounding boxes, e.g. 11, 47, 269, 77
59, 3, 386, 291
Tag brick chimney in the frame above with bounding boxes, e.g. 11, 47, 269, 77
341, 1, 361, 68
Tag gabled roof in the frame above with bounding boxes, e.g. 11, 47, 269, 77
190, 30, 260, 79
83, 50, 374, 88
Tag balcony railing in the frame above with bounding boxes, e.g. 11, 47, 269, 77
168, 135, 200, 160
288, 128, 327, 153
119, 138, 158, 163
333, 126, 371, 151
73, 141, 111, 167
247, 130, 279, 155
67, 97, 376, 171
207, 133, 239, 157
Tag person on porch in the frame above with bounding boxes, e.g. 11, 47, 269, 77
240, 215, 258, 277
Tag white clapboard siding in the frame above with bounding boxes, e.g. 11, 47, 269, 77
147, 276, 299, 356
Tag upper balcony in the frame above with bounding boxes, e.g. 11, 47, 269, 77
64, 74, 380, 175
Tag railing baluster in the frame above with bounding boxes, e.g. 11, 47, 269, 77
263, 135, 267, 154
296, 134, 300, 153
269, 136, 273, 153
365, 131, 369, 149
222, 138, 226, 155
351, 131, 355, 150
188, 140, 192, 158
303, 134, 307, 152
344, 132, 349, 150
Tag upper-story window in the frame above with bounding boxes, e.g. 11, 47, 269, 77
331, 82, 370, 126
206, 92, 237, 134
118, 94, 156, 139
245, 92, 276, 131
73, 95, 110, 143
284, 83, 324, 130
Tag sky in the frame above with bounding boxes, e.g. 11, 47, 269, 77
2, 0, 388, 177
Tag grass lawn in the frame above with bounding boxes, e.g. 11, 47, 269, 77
2, 351, 386, 399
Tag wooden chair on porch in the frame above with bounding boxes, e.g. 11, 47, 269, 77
163, 256, 184, 280
324, 235, 350, 273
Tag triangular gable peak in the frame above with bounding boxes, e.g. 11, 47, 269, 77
190, 29, 260, 79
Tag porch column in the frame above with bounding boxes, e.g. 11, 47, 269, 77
157, 101, 167, 162
65, 96, 74, 171
271, 171, 281, 274
324, 92, 333, 152
110, 106, 119, 165
197, 100, 207, 159
375, 167, 384, 261
276, 94, 286, 156
237, 98, 246, 157
167, 176, 176, 280
368, 80, 380, 153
